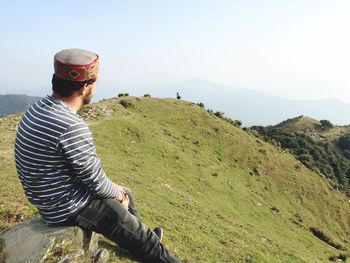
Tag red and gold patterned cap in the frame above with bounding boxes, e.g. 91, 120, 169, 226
54, 48, 99, 81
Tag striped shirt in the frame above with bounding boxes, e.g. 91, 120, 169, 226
14, 95, 120, 225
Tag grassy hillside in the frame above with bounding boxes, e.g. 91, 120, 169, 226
1, 97, 350, 262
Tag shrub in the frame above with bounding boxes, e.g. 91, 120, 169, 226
223, 117, 242, 128
338, 134, 350, 151
338, 254, 348, 261
120, 100, 135, 108
214, 111, 224, 119
329, 255, 348, 262
343, 150, 350, 159
320, 119, 333, 129
328, 255, 338, 262
144, 94, 151, 97
117, 93, 130, 97
309, 227, 344, 250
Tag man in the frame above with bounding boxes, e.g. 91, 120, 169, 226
14, 48, 181, 263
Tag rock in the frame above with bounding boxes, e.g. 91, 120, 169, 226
1, 217, 99, 263
84, 230, 100, 252
56, 255, 73, 263
57, 249, 85, 263
92, 249, 109, 263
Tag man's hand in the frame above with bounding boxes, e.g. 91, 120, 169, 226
113, 183, 129, 210
120, 192, 129, 210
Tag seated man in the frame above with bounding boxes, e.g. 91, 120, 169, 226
14, 48, 181, 263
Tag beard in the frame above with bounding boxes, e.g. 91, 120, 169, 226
82, 89, 94, 105
83, 95, 92, 105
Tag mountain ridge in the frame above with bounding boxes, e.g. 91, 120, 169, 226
5, 78, 350, 127
158, 79, 350, 127
0, 94, 42, 118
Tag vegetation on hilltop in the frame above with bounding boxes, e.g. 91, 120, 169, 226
1, 98, 350, 262
338, 134, 350, 159
251, 116, 350, 194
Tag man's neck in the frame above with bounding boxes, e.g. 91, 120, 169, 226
51, 92, 82, 112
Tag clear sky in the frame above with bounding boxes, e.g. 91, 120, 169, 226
1, 0, 349, 102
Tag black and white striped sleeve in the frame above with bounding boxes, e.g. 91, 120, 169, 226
57, 121, 121, 199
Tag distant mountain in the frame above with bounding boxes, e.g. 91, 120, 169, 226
160, 79, 350, 127
0, 94, 42, 117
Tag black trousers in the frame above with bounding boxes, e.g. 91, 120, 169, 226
67, 188, 181, 263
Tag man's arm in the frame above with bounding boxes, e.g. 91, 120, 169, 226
57, 121, 122, 200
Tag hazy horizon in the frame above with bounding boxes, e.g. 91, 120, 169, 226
2, 77, 350, 105
1, 1, 350, 103
3, 77, 350, 127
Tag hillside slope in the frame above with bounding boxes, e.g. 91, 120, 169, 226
0, 97, 350, 262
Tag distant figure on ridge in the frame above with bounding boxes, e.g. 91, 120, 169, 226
176, 92, 181, 100
14, 48, 181, 263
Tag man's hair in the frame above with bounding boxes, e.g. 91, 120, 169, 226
52, 74, 96, 97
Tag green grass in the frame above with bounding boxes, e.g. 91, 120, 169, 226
0, 114, 37, 231
1, 97, 350, 262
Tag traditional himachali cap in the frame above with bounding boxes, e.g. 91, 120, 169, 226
54, 48, 99, 82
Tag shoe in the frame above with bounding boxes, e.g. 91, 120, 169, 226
153, 227, 163, 242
